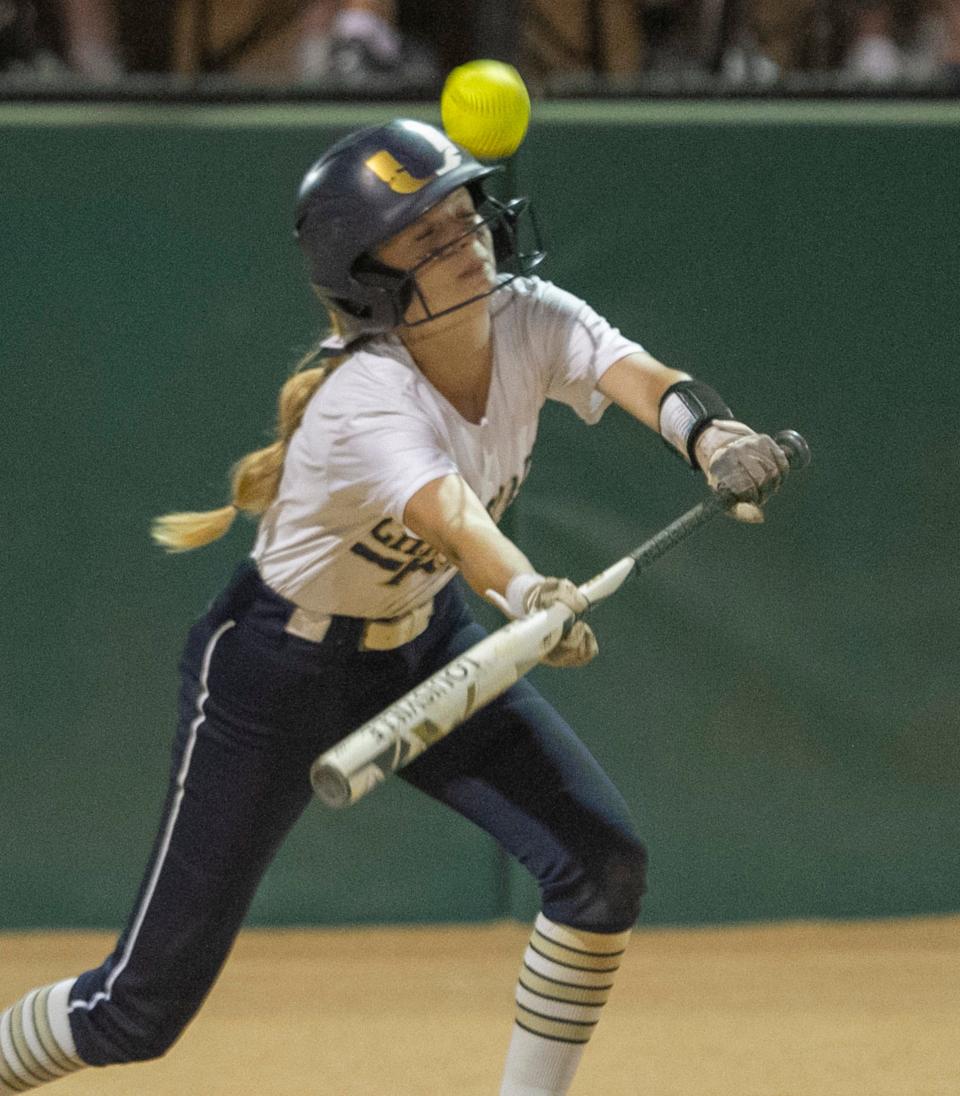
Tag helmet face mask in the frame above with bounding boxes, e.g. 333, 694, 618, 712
295, 120, 545, 337
349, 191, 545, 329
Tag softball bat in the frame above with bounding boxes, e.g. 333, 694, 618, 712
311, 430, 810, 808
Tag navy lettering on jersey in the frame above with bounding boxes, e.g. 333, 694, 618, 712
349, 455, 533, 586
486, 452, 533, 524
350, 518, 449, 586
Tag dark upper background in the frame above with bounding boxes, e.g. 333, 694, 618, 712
1, 0, 958, 931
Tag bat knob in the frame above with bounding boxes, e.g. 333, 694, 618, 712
774, 429, 811, 471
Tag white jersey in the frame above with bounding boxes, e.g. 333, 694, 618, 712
251, 276, 643, 618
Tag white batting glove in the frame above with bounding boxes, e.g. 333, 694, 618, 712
487, 574, 599, 668
695, 420, 789, 523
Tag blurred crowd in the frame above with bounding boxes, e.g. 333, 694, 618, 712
1, 0, 958, 89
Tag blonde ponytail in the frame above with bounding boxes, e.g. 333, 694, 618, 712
151, 335, 346, 553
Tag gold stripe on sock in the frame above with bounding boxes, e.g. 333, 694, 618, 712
0, 1051, 31, 1093
0, 1012, 33, 1093
535, 929, 626, 960
524, 948, 615, 989
10, 1003, 58, 1084
18, 993, 67, 1080
519, 969, 613, 1007
515, 1004, 596, 1044
535, 915, 631, 955
530, 931, 622, 972
0, 1066, 31, 1093
31, 989, 80, 1076
514, 1018, 592, 1046
516, 985, 604, 1025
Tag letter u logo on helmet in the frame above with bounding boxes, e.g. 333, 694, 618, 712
363, 146, 462, 194
364, 150, 434, 194
363, 124, 463, 194
293, 119, 543, 336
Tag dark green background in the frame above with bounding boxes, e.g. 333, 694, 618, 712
2, 101, 957, 930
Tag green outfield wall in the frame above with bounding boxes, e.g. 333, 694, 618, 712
1, 101, 958, 930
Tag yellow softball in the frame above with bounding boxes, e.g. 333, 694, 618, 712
440, 60, 531, 160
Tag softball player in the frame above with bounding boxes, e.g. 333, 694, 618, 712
0, 119, 787, 1096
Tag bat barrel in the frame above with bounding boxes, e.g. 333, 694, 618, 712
310, 604, 573, 808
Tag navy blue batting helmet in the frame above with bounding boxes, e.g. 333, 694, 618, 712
295, 118, 543, 335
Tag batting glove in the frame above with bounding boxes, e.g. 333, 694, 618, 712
526, 577, 599, 668
695, 420, 789, 523
487, 574, 599, 668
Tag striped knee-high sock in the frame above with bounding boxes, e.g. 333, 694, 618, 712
0, 981, 85, 1093
499, 913, 631, 1096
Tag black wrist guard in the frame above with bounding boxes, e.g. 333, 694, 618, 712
658, 379, 733, 470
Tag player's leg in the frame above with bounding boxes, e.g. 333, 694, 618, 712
68, 622, 327, 1068
0, 572, 339, 1090
486, 713, 640, 1096
401, 618, 646, 1096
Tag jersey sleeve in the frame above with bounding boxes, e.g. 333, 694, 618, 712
530, 280, 645, 425
327, 407, 458, 526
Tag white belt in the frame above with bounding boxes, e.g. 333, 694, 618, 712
285, 598, 435, 651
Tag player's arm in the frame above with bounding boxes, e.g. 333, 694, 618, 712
404, 474, 533, 604
403, 474, 596, 666
596, 350, 690, 432
597, 351, 789, 521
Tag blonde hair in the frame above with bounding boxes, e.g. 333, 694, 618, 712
151, 325, 347, 553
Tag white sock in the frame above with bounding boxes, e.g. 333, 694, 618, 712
499, 914, 631, 1096
499, 1024, 585, 1095
0, 980, 84, 1092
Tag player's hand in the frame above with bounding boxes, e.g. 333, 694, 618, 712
694, 420, 789, 523
524, 577, 599, 668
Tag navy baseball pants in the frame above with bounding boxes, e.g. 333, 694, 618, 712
67, 561, 647, 1065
